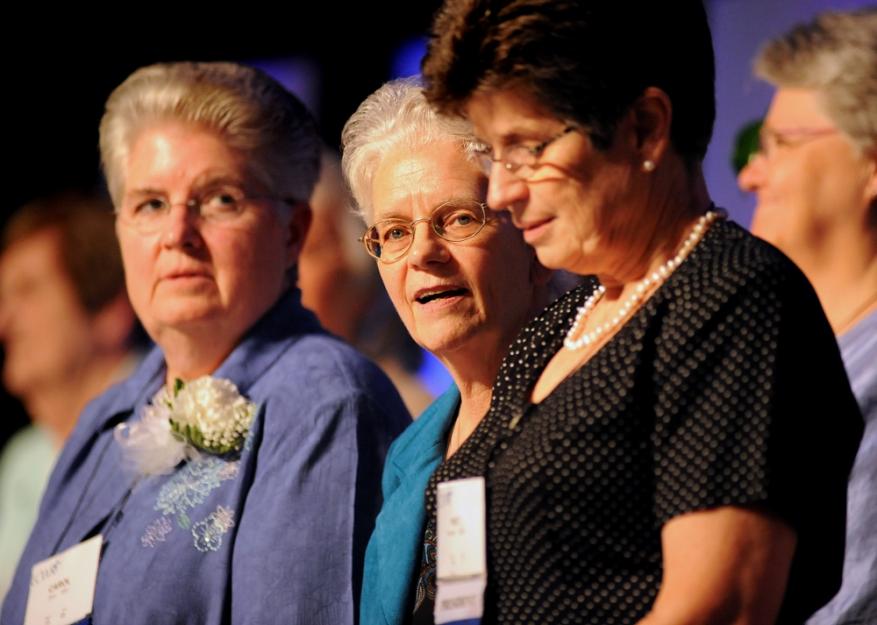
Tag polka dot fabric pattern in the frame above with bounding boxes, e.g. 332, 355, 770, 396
417, 218, 862, 625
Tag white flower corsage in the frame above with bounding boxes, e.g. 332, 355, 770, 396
115, 376, 257, 476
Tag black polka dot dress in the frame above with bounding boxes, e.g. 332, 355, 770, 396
412, 218, 862, 625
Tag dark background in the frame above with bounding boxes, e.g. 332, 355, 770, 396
5, 6, 441, 214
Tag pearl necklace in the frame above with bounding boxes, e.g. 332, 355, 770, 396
563, 210, 720, 351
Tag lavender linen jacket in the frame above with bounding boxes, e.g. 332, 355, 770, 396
1, 291, 411, 625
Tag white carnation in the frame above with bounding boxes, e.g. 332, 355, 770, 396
115, 376, 257, 476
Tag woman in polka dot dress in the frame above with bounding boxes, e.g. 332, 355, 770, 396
411, 1, 864, 624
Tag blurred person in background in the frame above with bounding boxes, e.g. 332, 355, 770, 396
0, 191, 139, 599
299, 150, 434, 414
1, 62, 409, 625
738, 9, 877, 624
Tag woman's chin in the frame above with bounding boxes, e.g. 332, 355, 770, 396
417, 331, 477, 364
534, 247, 581, 276
144, 304, 226, 339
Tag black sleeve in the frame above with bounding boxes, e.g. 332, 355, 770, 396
651, 249, 862, 620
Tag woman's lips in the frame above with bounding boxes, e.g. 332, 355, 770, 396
415, 287, 466, 303
521, 217, 554, 244
159, 270, 213, 287
412, 287, 470, 313
163, 268, 212, 280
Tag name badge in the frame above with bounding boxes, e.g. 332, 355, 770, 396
435, 477, 487, 625
25, 535, 102, 625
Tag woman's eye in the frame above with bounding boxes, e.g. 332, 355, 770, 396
203, 190, 242, 213
384, 227, 408, 242
135, 198, 166, 214
442, 210, 477, 230
521, 142, 546, 156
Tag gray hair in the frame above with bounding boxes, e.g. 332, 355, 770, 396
755, 8, 877, 153
99, 61, 321, 206
341, 77, 476, 222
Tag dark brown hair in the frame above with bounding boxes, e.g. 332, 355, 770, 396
2, 190, 125, 314
422, 0, 716, 162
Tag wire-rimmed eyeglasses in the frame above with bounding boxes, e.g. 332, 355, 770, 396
755, 126, 838, 160
360, 200, 488, 263
472, 125, 579, 179
116, 184, 285, 235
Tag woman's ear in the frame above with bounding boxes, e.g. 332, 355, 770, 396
630, 87, 673, 167
285, 202, 313, 269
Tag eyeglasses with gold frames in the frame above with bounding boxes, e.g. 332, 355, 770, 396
360, 199, 488, 263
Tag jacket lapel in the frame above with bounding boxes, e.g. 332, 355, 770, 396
36, 348, 166, 555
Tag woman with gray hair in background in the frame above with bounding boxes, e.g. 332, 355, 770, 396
1, 61, 409, 625
738, 9, 877, 624
342, 78, 556, 625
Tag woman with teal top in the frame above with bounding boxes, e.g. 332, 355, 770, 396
342, 78, 557, 625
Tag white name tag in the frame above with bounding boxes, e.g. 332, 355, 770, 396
25, 535, 102, 625
435, 477, 486, 625
435, 576, 487, 625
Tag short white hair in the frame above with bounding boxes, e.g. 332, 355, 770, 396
100, 61, 321, 206
341, 77, 476, 222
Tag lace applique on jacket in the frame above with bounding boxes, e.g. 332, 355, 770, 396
141, 456, 239, 551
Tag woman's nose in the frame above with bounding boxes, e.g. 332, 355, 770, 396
486, 163, 529, 213
407, 220, 450, 268
737, 154, 766, 193
161, 203, 202, 249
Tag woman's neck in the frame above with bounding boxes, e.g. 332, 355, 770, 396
159, 326, 238, 383
441, 352, 500, 458
600, 165, 712, 291
799, 228, 877, 335
532, 178, 716, 406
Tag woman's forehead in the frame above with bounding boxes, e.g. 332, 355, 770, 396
465, 87, 560, 143
370, 142, 484, 220
121, 122, 253, 195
